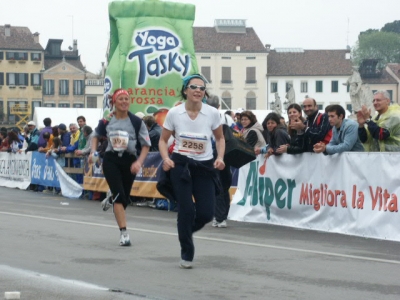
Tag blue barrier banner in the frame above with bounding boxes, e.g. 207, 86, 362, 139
30, 152, 60, 188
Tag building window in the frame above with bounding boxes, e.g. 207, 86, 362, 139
18, 73, 28, 85
0, 100, 3, 121
246, 57, 256, 60
8, 101, 28, 123
246, 67, 256, 84
50, 44, 60, 56
31, 53, 41, 61
346, 104, 352, 112
87, 97, 97, 108
331, 81, 339, 93
43, 80, 55, 95
6, 52, 27, 60
221, 67, 231, 84
17, 52, 27, 60
201, 56, 211, 59
7, 73, 16, 85
316, 81, 323, 93
73, 103, 84, 108
221, 57, 231, 60
0, 52, 3, 60
73, 80, 84, 95
0, 73, 3, 85
201, 66, 211, 83
31, 74, 41, 86
317, 104, 323, 110
59, 80, 69, 95
285, 81, 293, 92
246, 91, 256, 110
301, 81, 308, 93
7, 73, 28, 86
59, 103, 70, 108
221, 91, 231, 110
44, 103, 56, 107
7, 101, 16, 123
388, 90, 393, 101
6, 52, 15, 60
270, 82, 278, 93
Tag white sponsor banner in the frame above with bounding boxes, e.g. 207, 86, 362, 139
229, 153, 400, 242
0, 152, 31, 190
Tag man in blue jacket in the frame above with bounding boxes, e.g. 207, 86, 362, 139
314, 105, 364, 154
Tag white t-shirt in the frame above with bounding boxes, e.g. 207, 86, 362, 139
163, 103, 221, 161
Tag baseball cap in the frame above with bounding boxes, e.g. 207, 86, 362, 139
27, 121, 36, 126
58, 123, 67, 131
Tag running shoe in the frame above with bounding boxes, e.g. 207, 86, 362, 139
217, 220, 227, 228
119, 232, 131, 246
179, 260, 192, 269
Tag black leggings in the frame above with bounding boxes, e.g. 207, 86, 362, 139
102, 152, 136, 209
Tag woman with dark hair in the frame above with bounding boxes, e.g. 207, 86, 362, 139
7, 131, 22, 153
276, 103, 306, 154
256, 112, 290, 157
158, 74, 225, 269
240, 110, 266, 148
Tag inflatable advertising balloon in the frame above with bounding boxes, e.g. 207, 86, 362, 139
104, 0, 198, 126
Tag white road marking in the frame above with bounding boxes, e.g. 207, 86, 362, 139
1, 211, 400, 265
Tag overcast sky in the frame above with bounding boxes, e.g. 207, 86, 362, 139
1, 0, 399, 73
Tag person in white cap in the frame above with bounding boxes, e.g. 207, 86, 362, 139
25, 121, 40, 152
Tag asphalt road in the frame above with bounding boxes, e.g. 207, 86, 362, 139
1, 187, 399, 300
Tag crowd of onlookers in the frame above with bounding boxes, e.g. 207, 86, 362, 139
0, 116, 93, 194
228, 90, 400, 156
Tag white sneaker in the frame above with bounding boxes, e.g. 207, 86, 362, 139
217, 220, 227, 228
119, 232, 131, 246
179, 260, 192, 269
211, 218, 218, 227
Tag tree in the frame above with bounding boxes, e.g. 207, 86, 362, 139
381, 20, 400, 34
352, 31, 400, 68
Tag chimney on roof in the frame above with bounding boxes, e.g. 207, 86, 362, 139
33, 32, 39, 43
5, 24, 11, 37
73, 39, 77, 51
345, 45, 351, 59
265, 44, 271, 52
236, 43, 240, 52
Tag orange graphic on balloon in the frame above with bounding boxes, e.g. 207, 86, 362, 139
153, 108, 169, 127
259, 159, 267, 175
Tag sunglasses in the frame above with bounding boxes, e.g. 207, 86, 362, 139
188, 84, 206, 91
